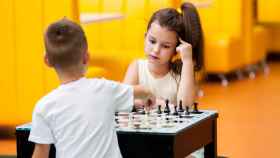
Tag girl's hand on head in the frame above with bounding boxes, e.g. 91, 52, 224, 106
175, 38, 193, 63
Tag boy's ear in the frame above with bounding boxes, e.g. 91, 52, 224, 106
44, 53, 52, 67
83, 51, 90, 65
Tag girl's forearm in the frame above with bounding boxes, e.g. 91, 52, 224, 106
177, 59, 195, 107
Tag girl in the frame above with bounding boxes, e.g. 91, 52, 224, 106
123, 2, 204, 158
124, 2, 203, 107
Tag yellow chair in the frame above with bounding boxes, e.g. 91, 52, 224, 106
257, 0, 280, 56
242, 0, 269, 79
196, 0, 245, 85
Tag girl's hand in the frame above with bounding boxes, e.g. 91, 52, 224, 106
175, 38, 193, 62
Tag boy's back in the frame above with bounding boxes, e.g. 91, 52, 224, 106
29, 77, 133, 158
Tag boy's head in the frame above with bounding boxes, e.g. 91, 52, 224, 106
44, 18, 88, 72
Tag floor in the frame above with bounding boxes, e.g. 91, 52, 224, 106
0, 62, 279, 158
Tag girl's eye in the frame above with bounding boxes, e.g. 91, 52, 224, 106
149, 39, 156, 44
163, 45, 171, 49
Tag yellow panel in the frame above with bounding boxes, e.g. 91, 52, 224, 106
100, 0, 123, 50
83, 24, 102, 52
148, 0, 170, 18
258, 0, 280, 23
0, 0, 18, 125
123, 0, 147, 51
79, 0, 101, 12
126, 0, 146, 19
44, 0, 75, 27
198, 0, 222, 33
122, 20, 146, 50
14, 0, 45, 123
220, 0, 242, 35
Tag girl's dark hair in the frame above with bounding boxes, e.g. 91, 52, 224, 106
147, 2, 204, 76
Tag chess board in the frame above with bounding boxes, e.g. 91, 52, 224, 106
16, 108, 218, 158
115, 109, 217, 134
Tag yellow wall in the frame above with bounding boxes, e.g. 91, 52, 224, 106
0, 0, 17, 125
258, 0, 280, 23
0, 0, 78, 126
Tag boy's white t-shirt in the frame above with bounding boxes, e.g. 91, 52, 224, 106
29, 77, 133, 158
138, 59, 179, 104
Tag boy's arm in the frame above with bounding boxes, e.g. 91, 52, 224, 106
132, 85, 156, 107
32, 144, 50, 158
132, 85, 151, 99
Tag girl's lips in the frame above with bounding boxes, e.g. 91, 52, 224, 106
148, 54, 159, 60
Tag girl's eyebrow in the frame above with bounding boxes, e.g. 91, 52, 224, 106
148, 34, 174, 45
148, 35, 156, 40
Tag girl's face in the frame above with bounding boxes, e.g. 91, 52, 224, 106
144, 21, 178, 66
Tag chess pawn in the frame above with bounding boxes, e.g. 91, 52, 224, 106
132, 105, 137, 113
178, 100, 184, 113
193, 102, 199, 113
157, 105, 162, 114
185, 106, 190, 115
164, 99, 170, 114
140, 105, 145, 115
128, 113, 133, 128
173, 105, 179, 116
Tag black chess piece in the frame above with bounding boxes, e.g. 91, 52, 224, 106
192, 102, 201, 114
157, 105, 162, 114
164, 99, 170, 114
185, 106, 190, 115
140, 105, 145, 114
173, 105, 179, 116
132, 105, 137, 112
178, 100, 184, 113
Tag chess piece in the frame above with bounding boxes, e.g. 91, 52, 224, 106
146, 99, 152, 115
157, 105, 162, 114
185, 106, 190, 115
140, 105, 146, 114
173, 105, 179, 116
178, 100, 184, 113
132, 105, 137, 112
193, 102, 200, 113
164, 99, 170, 114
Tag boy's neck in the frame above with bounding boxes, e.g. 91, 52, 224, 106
57, 70, 85, 85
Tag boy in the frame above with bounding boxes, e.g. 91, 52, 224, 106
29, 18, 155, 158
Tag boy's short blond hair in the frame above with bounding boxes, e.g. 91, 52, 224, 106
44, 18, 88, 69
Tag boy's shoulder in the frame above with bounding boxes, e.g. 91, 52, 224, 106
33, 87, 62, 113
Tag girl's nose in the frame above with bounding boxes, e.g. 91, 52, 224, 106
152, 44, 160, 54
